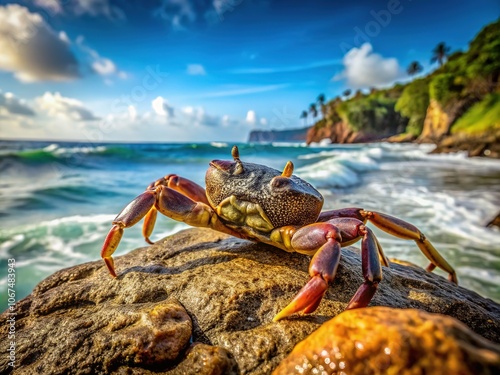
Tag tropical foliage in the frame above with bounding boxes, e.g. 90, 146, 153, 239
305, 18, 499, 139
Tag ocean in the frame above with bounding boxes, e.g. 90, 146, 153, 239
1, 140, 500, 311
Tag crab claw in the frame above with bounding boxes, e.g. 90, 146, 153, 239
100, 190, 157, 277
101, 224, 123, 278
273, 225, 342, 321
273, 275, 328, 321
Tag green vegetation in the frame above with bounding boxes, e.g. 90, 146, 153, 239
451, 93, 500, 134
395, 79, 429, 135
337, 90, 406, 133
304, 18, 499, 141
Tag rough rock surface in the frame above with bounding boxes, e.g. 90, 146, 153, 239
487, 212, 500, 229
273, 307, 500, 375
419, 99, 452, 142
1, 228, 499, 374
430, 128, 500, 158
305, 121, 398, 145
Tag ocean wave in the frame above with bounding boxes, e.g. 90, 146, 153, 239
210, 142, 229, 148
0, 142, 236, 167
296, 147, 381, 188
270, 142, 307, 148
0, 213, 188, 305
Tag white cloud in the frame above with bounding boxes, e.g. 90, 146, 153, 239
152, 96, 174, 117
76, 38, 115, 76
0, 91, 36, 117
245, 110, 268, 127
0, 4, 80, 82
59, 31, 70, 44
181, 106, 220, 127
92, 57, 117, 75
75, 36, 126, 80
333, 43, 403, 88
128, 105, 137, 121
36, 92, 99, 121
246, 110, 257, 124
187, 64, 206, 75
33, 0, 62, 14
154, 0, 196, 30
34, 0, 125, 20
1, 90, 263, 142
194, 84, 289, 99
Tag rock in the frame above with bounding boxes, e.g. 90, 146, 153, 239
306, 121, 354, 145
111, 343, 237, 375
305, 120, 399, 145
419, 99, 452, 142
273, 307, 500, 375
430, 128, 500, 158
247, 127, 310, 143
487, 212, 500, 229
384, 132, 417, 143
1, 228, 499, 374
165, 343, 238, 375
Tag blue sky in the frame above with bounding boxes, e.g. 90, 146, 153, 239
0, 0, 498, 142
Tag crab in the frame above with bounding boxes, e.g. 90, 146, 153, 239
101, 146, 457, 321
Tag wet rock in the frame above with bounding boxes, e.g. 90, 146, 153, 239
273, 307, 500, 375
2, 299, 193, 374
1, 228, 499, 374
487, 212, 500, 229
170, 343, 238, 375
430, 128, 500, 158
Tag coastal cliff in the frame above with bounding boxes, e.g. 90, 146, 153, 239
251, 20, 499, 157
248, 126, 309, 143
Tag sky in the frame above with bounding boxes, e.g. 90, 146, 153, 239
0, 0, 498, 143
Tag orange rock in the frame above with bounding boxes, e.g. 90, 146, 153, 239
273, 307, 500, 375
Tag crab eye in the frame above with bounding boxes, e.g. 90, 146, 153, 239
271, 176, 291, 189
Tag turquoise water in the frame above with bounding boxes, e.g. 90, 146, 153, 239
1, 140, 500, 310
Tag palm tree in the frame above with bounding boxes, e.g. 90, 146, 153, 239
407, 61, 423, 76
317, 93, 326, 118
431, 42, 451, 66
309, 103, 318, 123
300, 110, 308, 126
342, 89, 352, 98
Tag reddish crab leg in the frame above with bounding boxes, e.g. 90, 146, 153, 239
273, 219, 387, 320
101, 191, 157, 277
142, 207, 158, 244
142, 175, 209, 243
327, 217, 390, 267
360, 210, 458, 284
319, 208, 457, 284
101, 183, 245, 278
345, 226, 382, 310
157, 174, 209, 204
273, 223, 342, 321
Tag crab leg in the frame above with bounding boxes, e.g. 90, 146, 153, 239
327, 217, 390, 267
101, 191, 157, 277
361, 210, 457, 284
319, 208, 457, 284
273, 219, 387, 321
273, 223, 342, 321
143, 175, 209, 243
101, 184, 243, 277
345, 226, 382, 310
